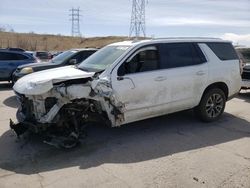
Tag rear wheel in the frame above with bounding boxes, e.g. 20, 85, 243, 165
195, 88, 226, 122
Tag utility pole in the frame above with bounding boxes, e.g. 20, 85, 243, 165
69, 7, 81, 37
129, 0, 147, 38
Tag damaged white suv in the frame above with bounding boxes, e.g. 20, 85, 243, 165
11, 38, 241, 148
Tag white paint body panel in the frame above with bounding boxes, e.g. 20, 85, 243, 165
13, 38, 241, 128
111, 44, 209, 125
13, 66, 95, 95
199, 44, 241, 98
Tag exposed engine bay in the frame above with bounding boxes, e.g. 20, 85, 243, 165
11, 74, 125, 149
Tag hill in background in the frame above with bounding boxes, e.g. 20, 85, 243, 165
0, 31, 130, 51
1, 31, 249, 61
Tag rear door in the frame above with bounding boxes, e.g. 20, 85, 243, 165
158, 42, 208, 110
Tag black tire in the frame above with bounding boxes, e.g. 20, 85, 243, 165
195, 88, 226, 122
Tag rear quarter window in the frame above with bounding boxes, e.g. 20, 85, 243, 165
206, 42, 238, 60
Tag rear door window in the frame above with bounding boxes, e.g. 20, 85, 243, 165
206, 42, 238, 60
0, 52, 29, 61
159, 43, 206, 69
0, 52, 13, 60
15, 53, 29, 60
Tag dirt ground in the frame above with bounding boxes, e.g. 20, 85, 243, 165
0, 82, 250, 188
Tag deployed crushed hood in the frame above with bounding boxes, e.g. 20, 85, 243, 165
13, 66, 95, 95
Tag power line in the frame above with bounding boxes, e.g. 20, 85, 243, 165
129, 0, 147, 38
69, 7, 82, 37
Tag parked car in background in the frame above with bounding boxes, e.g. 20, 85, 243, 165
238, 48, 250, 89
50, 51, 63, 58
237, 47, 250, 64
11, 38, 241, 148
34, 51, 52, 62
12, 48, 98, 82
0, 49, 37, 82
25, 51, 52, 62
241, 64, 250, 89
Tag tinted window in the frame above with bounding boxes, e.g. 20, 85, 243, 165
119, 47, 159, 75
15, 53, 29, 60
0, 52, 28, 60
52, 50, 77, 64
159, 43, 206, 69
71, 53, 83, 64
81, 51, 96, 59
36, 52, 49, 59
0, 52, 12, 60
74, 50, 96, 63
206, 42, 238, 60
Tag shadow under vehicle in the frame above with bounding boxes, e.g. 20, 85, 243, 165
0, 111, 250, 174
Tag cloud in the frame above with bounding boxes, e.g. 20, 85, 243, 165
149, 17, 250, 27
221, 33, 250, 46
0, 0, 249, 37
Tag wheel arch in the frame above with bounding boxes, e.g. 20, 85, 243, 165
201, 82, 229, 101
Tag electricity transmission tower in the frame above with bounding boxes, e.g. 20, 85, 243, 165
69, 8, 81, 37
129, 0, 147, 38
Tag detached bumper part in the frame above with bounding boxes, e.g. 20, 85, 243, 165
9, 118, 86, 149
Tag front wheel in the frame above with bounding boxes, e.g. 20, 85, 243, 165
195, 88, 226, 122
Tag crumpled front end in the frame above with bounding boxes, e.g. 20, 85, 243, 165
11, 76, 125, 148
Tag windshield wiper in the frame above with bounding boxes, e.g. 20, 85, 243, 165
77, 66, 90, 72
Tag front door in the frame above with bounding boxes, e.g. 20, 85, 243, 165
111, 45, 172, 124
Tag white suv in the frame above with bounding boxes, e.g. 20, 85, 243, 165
12, 38, 241, 148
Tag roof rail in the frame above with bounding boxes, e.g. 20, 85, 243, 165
6, 47, 25, 52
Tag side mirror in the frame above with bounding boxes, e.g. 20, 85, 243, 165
69, 59, 77, 65
117, 76, 124, 81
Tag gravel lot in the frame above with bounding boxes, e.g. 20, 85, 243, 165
0, 82, 250, 188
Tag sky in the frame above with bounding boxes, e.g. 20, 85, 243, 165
0, 0, 250, 46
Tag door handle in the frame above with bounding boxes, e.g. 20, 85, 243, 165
154, 76, 167, 81
117, 76, 135, 89
196, 71, 205, 76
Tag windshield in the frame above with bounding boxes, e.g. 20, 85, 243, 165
51, 50, 77, 64
78, 45, 130, 72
